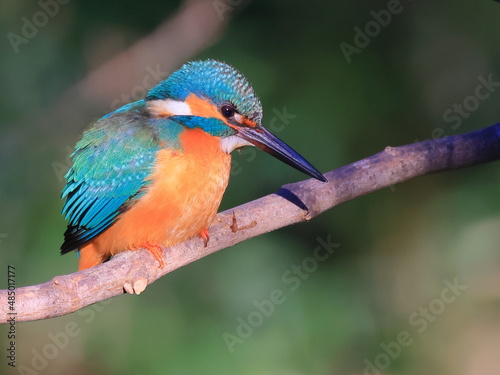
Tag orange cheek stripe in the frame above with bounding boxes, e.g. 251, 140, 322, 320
185, 94, 225, 121
186, 93, 258, 129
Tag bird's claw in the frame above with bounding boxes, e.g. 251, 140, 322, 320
141, 242, 166, 268
200, 228, 209, 247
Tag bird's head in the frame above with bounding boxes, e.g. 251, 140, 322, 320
145, 59, 326, 182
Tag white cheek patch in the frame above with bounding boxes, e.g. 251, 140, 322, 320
220, 135, 254, 153
148, 99, 192, 117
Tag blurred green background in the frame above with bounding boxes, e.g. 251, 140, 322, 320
1, 0, 500, 374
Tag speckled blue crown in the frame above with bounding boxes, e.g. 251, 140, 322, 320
146, 59, 263, 124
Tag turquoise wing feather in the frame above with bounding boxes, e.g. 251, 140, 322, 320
60, 101, 182, 253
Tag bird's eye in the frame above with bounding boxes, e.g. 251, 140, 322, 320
221, 105, 235, 119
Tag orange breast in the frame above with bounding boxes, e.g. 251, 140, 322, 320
87, 128, 232, 258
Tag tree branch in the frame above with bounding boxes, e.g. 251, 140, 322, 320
2, 124, 499, 323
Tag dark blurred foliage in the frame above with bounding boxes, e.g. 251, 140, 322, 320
1, 1, 500, 374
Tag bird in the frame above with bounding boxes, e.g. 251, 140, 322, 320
60, 59, 326, 271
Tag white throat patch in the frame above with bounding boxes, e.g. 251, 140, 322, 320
220, 135, 254, 153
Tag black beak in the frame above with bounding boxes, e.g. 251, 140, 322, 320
236, 126, 327, 182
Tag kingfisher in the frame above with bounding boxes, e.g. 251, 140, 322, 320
60, 59, 326, 271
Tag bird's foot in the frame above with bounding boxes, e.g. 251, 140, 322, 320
200, 228, 209, 247
140, 242, 165, 268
